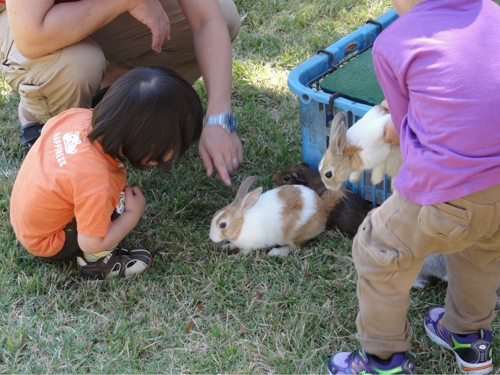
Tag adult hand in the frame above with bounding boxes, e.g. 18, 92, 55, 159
199, 126, 243, 186
381, 100, 400, 145
128, 0, 171, 53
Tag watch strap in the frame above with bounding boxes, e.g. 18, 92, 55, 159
203, 112, 238, 133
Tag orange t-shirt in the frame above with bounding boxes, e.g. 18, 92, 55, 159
10, 108, 127, 257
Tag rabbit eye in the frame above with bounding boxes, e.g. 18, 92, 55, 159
325, 171, 332, 179
283, 176, 291, 182
219, 222, 227, 229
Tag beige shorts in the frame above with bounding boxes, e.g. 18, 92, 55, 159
0, 0, 240, 124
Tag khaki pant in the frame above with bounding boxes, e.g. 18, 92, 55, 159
353, 185, 500, 358
0, 0, 240, 124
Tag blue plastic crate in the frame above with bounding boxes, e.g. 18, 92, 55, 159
287, 9, 398, 207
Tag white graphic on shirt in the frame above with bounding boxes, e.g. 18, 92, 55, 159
53, 132, 66, 167
53, 131, 83, 167
63, 132, 82, 154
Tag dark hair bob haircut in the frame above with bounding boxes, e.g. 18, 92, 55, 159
88, 66, 203, 168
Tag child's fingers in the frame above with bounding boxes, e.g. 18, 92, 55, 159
129, 186, 144, 198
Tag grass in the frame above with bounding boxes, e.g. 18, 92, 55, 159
1, 0, 499, 373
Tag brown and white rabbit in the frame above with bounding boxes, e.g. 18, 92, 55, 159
272, 162, 371, 237
209, 176, 326, 256
318, 105, 402, 192
317, 107, 450, 288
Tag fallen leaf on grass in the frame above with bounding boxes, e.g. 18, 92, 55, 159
322, 298, 331, 309
256, 291, 263, 300
240, 326, 248, 335
323, 249, 335, 256
186, 320, 195, 333
197, 304, 204, 311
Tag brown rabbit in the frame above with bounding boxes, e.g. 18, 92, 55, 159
273, 162, 371, 237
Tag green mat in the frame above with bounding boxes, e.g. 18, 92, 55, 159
319, 47, 384, 106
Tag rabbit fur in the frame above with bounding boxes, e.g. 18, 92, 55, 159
318, 105, 402, 192
272, 162, 371, 237
316, 106, 460, 290
209, 176, 326, 256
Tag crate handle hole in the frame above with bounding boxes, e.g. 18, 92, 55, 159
301, 93, 311, 103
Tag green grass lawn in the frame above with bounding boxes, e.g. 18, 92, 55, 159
1, 1, 499, 373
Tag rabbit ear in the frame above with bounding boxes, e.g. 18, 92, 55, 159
234, 176, 257, 202
237, 187, 263, 214
328, 112, 348, 153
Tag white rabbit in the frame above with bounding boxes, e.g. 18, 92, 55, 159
209, 176, 326, 256
318, 105, 402, 192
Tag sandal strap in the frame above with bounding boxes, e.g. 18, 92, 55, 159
78, 247, 152, 279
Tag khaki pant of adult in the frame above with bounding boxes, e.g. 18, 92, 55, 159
0, 0, 240, 125
354, 184, 500, 359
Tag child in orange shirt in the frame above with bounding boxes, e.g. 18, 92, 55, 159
10, 66, 203, 279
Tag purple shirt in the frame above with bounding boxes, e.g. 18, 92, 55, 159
373, 0, 500, 205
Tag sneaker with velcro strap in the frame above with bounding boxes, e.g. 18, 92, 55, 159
425, 307, 493, 374
77, 247, 152, 280
328, 348, 417, 374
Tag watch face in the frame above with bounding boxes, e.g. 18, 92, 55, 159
227, 116, 237, 132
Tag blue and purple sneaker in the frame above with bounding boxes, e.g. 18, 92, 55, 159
328, 348, 416, 374
425, 307, 493, 374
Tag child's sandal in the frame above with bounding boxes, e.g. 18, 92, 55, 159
77, 247, 152, 280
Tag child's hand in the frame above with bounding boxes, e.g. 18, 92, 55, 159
383, 118, 399, 145
123, 185, 146, 219
380, 100, 400, 145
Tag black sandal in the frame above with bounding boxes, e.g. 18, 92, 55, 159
19, 122, 44, 148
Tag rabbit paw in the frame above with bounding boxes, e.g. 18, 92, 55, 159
370, 165, 385, 185
267, 247, 290, 257
349, 170, 363, 183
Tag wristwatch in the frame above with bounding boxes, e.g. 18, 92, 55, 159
203, 112, 238, 134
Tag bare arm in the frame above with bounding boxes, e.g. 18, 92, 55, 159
77, 186, 145, 254
179, 0, 243, 186
6, 0, 170, 59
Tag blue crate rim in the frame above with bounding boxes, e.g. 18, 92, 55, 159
307, 18, 386, 95
287, 8, 399, 109
308, 43, 375, 92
